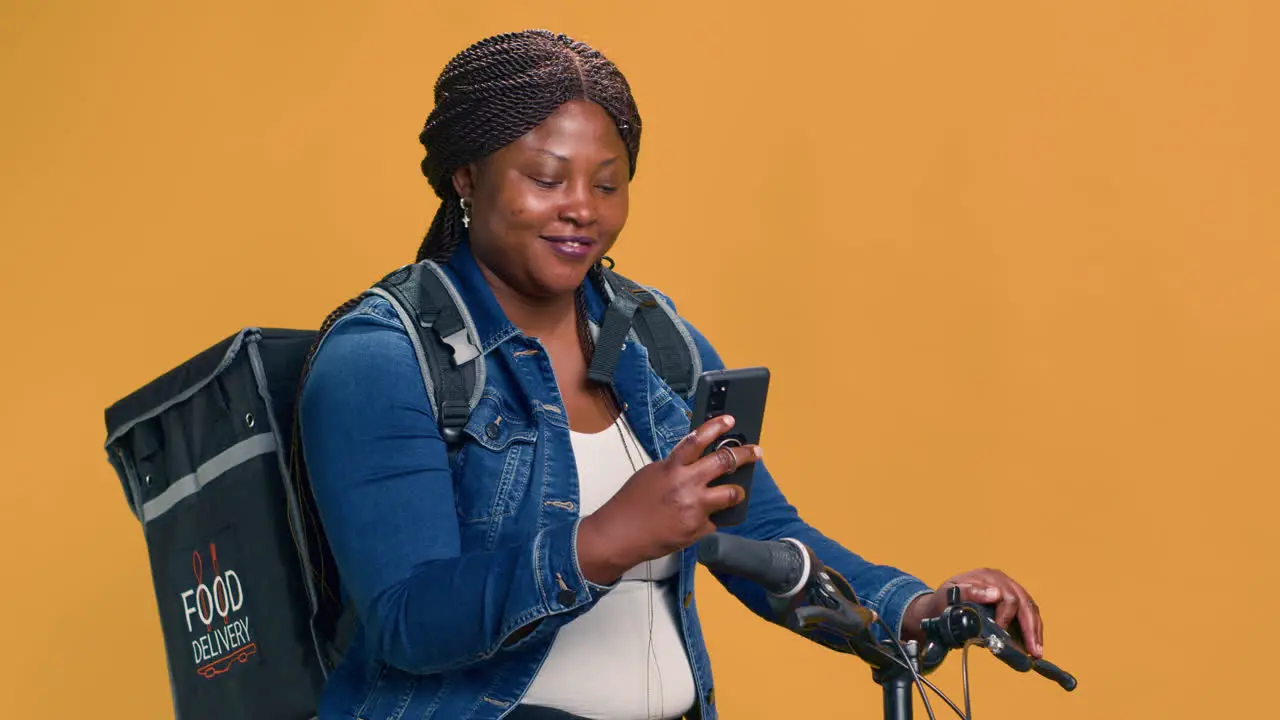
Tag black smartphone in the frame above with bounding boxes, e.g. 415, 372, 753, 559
689, 366, 770, 527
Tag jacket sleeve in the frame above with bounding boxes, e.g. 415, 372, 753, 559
298, 303, 610, 675
666, 302, 933, 642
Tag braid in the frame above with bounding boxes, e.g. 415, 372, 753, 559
417, 185, 467, 263
415, 30, 642, 263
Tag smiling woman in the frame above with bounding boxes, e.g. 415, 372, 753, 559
293, 28, 1042, 720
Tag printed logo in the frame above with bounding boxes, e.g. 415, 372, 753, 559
179, 542, 257, 678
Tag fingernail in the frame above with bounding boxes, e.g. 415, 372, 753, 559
754, 446, 764, 459
723, 415, 736, 427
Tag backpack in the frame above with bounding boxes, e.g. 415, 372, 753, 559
102, 260, 698, 720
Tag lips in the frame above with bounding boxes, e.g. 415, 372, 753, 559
541, 235, 596, 260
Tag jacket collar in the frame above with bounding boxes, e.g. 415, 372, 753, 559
442, 238, 610, 356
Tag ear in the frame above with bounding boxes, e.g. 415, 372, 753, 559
451, 163, 477, 200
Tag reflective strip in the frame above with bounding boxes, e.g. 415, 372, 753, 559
141, 432, 278, 522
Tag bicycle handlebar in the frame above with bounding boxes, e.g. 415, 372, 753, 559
695, 533, 1078, 693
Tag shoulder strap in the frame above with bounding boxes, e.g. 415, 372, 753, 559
369, 261, 485, 444
595, 267, 700, 398
366, 261, 699, 444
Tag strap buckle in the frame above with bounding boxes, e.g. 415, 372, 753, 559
440, 328, 481, 365
438, 400, 471, 444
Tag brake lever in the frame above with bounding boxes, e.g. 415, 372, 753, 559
922, 587, 1078, 691
788, 598, 873, 639
779, 566, 875, 639
970, 602, 1078, 691
777, 566, 931, 675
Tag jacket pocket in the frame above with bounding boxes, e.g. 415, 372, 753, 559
453, 392, 538, 526
650, 382, 694, 448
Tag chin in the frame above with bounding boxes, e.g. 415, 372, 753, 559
527, 245, 602, 297
533, 264, 591, 298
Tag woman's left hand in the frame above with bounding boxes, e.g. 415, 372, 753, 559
901, 568, 1044, 657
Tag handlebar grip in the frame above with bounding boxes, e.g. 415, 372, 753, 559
1032, 658, 1078, 692
695, 533, 808, 596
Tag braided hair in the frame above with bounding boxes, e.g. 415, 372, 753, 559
416, 29, 642, 264
289, 31, 643, 628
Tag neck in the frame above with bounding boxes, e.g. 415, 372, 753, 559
476, 264, 581, 340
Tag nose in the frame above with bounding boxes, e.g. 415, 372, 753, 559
557, 180, 598, 228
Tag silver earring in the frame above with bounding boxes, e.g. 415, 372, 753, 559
460, 197, 472, 228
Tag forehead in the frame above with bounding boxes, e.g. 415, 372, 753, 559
504, 99, 626, 159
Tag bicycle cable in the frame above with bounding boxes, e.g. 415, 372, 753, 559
872, 616, 938, 720
962, 643, 972, 719
872, 616, 970, 720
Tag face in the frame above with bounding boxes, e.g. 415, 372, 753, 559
453, 99, 630, 301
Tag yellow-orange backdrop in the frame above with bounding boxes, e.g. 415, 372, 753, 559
2, 1, 1276, 717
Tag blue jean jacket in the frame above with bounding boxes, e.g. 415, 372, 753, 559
298, 241, 932, 719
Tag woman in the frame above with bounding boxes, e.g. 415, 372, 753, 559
298, 30, 1045, 720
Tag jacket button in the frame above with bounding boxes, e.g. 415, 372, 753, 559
683, 592, 692, 608
557, 589, 576, 607
485, 422, 501, 439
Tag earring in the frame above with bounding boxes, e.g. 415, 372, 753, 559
460, 197, 472, 228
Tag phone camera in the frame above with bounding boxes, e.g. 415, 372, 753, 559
708, 382, 728, 412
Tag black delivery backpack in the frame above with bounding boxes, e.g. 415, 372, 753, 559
102, 260, 698, 720
104, 327, 334, 720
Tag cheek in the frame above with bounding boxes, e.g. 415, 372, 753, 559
500, 191, 556, 229
603, 193, 630, 235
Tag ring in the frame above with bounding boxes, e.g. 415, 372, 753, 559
715, 447, 739, 474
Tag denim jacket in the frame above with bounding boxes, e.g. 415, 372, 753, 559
298, 240, 933, 719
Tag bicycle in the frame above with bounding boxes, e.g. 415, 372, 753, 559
696, 534, 1078, 720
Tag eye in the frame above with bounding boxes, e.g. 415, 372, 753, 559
596, 184, 618, 194
529, 176, 561, 189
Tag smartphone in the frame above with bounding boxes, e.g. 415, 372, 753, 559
689, 366, 770, 527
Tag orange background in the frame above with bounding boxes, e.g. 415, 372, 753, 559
2, 1, 1276, 717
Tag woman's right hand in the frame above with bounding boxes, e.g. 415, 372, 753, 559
576, 414, 762, 585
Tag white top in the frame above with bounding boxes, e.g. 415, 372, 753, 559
520, 415, 697, 720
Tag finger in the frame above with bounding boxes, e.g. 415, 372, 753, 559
954, 583, 1001, 605
700, 482, 745, 514
1017, 591, 1044, 658
690, 444, 761, 485
668, 414, 736, 466
994, 589, 1020, 630
691, 519, 720, 547
1037, 603, 1045, 654
714, 446, 740, 475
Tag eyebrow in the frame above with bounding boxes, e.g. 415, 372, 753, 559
535, 149, 619, 167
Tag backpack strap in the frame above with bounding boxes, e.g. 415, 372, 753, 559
366, 261, 699, 444
368, 261, 485, 444
595, 267, 701, 398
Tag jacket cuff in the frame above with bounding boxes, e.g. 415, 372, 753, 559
870, 575, 934, 643
537, 518, 617, 614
